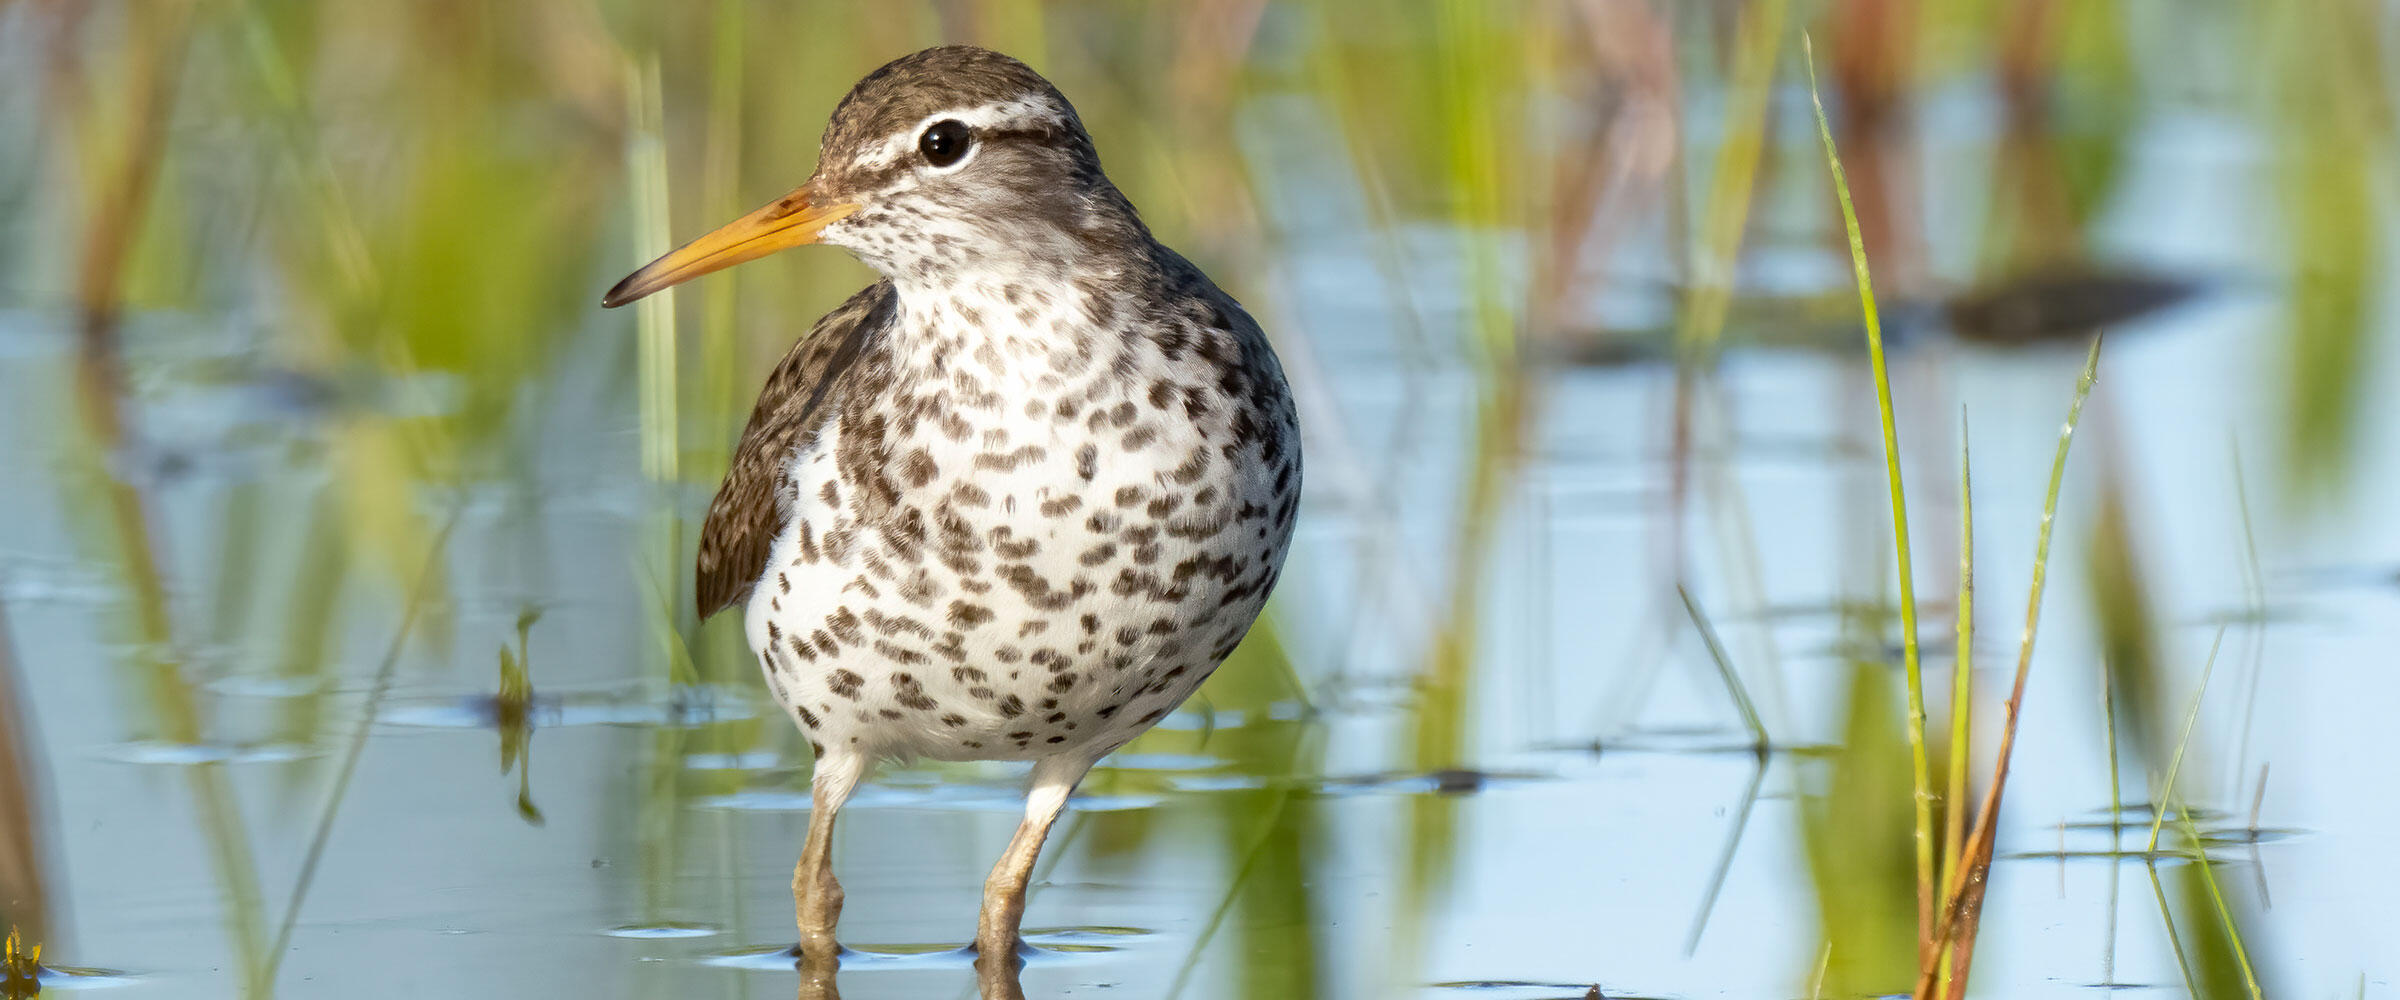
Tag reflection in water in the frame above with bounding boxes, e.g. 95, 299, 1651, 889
494, 607, 544, 826
772, 949, 1026, 1000
0, 611, 46, 952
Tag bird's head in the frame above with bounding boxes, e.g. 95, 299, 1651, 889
604, 46, 1133, 308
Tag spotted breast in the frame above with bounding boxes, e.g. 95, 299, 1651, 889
732, 253, 1298, 765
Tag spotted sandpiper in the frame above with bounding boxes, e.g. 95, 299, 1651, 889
602, 46, 1301, 966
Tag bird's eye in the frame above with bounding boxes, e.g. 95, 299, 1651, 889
918, 120, 971, 168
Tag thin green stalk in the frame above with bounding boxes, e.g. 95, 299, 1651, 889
1934, 416, 1974, 995
1941, 415, 1974, 887
1804, 34, 1934, 948
2145, 625, 2227, 853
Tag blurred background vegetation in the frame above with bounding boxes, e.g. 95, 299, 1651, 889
0, 0, 2392, 997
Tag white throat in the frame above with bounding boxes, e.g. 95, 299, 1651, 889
889, 270, 1111, 398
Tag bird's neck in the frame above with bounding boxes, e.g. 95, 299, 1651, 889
886, 267, 1134, 391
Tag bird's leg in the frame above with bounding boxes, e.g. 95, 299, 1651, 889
791, 802, 841, 959
975, 757, 1092, 965
795, 752, 865, 961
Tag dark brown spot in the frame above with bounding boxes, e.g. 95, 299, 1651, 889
894, 674, 939, 711
827, 608, 864, 645
899, 448, 938, 487
874, 640, 929, 665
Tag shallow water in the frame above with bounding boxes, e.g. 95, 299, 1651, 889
3, 3, 2396, 998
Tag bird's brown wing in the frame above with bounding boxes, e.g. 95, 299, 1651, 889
695, 281, 896, 620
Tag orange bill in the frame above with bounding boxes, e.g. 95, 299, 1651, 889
602, 186, 860, 308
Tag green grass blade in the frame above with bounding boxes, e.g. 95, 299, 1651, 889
2144, 625, 2226, 853
1941, 415, 1974, 891
1934, 416, 1975, 996
1803, 33, 1934, 948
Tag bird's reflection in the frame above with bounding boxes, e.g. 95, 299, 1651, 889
791, 951, 1026, 1000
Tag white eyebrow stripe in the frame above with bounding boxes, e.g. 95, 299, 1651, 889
850, 99, 1068, 170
